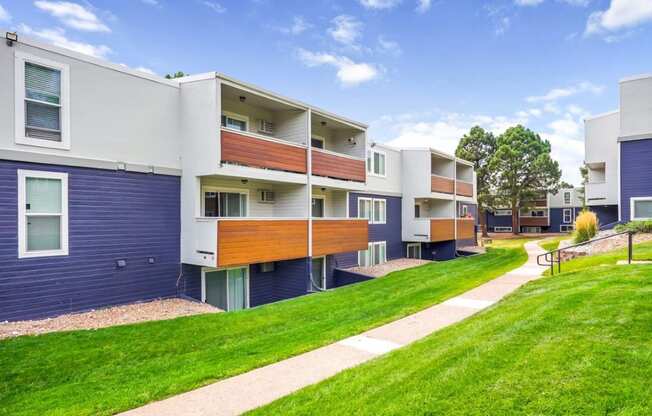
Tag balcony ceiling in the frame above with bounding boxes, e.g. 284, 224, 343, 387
222, 84, 301, 112
312, 112, 360, 132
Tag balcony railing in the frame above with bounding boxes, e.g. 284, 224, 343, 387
312, 218, 368, 256
311, 148, 366, 182
431, 174, 454, 194
456, 218, 475, 240
220, 128, 307, 174
216, 218, 309, 267
456, 180, 474, 197
519, 216, 549, 227
430, 218, 455, 242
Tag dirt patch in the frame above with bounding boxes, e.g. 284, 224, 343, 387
347, 258, 431, 278
0, 298, 220, 339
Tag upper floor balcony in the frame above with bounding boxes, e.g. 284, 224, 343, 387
408, 198, 475, 242
520, 208, 549, 227
310, 112, 366, 183
429, 153, 475, 198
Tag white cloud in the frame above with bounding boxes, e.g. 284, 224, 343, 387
141, 0, 159, 5
515, 0, 590, 6
515, 0, 544, 6
19, 24, 111, 58
485, 4, 512, 35
201, 1, 226, 13
0, 4, 11, 22
358, 0, 402, 10
34, 1, 110, 32
526, 81, 604, 102
134, 66, 156, 75
278, 16, 311, 35
416, 0, 431, 13
377, 36, 402, 56
585, 0, 652, 37
328, 15, 363, 46
541, 113, 586, 184
297, 49, 381, 86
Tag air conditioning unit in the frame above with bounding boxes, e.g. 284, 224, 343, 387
258, 119, 274, 134
260, 190, 275, 203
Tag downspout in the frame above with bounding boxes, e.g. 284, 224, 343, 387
307, 109, 313, 291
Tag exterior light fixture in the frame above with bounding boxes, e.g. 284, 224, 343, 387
239, 95, 246, 102
320, 121, 326, 127
241, 179, 248, 184
6, 32, 17, 46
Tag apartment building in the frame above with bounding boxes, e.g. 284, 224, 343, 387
486, 188, 583, 233
0, 32, 476, 321
584, 74, 652, 227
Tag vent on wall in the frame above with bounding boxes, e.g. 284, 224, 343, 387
259, 190, 275, 203
258, 119, 274, 135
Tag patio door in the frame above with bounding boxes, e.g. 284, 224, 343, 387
311, 257, 325, 290
204, 267, 248, 311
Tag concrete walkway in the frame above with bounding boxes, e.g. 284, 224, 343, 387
121, 241, 547, 416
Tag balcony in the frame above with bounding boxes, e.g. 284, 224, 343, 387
586, 182, 609, 204
519, 216, 549, 227
311, 148, 366, 182
430, 218, 455, 242
431, 174, 454, 194
456, 218, 475, 239
312, 219, 368, 256
533, 199, 548, 207
220, 129, 307, 174
456, 180, 474, 197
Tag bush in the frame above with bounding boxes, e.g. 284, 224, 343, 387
574, 210, 598, 243
615, 220, 652, 233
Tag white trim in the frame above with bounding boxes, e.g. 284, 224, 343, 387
15, 51, 71, 150
358, 240, 387, 267
17, 169, 69, 258
357, 197, 372, 221
563, 191, 572, 206
494, 226, 512, 233
494, 209, 512, 216
200, 186, 249, 218
311, 256, 327, 290
367, 149, 387, 177
406, 243, 421, 259
630, 197, 652, 221
201, 266, 250, 311
310, 135, 325, 149
221, 110, 250, 132
345, 191, 350, 218
459, 204, 468, 217
617, 142, 622, 222
562, 208, 573, 224
372, 198, 387, 224
560, 224, 574, 232
311, 194, 325, 218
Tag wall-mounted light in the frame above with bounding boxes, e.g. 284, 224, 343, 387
6, 32, 17, 47
320, 121, 326, 127
241, 179, 248, 184
321, 187, 326, 192
370, 142, 376, 148
239, 95, 246, 102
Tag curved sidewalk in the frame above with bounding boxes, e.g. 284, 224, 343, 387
121, 241, 547, 416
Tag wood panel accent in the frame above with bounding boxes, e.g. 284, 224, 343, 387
431, 175, 455, 194
430, 218, 455, 242
456, 219, 475, 240
534, 200, 548, 207
519, 217, 549, 226
312, 219, 368, 256
217, 219, 308, 267
456, 181, 474, 197
221, 130, 307, 174
311, 149, 366, 182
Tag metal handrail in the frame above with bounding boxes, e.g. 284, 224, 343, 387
537, 230, 634, 275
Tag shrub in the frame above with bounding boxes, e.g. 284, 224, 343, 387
615, 220, 652, 233
574, 210, 598, 243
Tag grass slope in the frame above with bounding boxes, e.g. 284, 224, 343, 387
251, 264, 652, 415
544, 240, 652, 276
539, 235, 569, 252
0, 242, 529, 416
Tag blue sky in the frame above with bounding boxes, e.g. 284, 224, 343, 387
2, 0, 652, 184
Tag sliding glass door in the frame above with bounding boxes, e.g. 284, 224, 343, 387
204, 267, 248, 311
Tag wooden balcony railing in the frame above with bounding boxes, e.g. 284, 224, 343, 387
217, 219, 308, 267
430, 218, 455, 242
312, 219, 368, 256
519, 216, 549, 227
220, 129, 307, 174
456, 218, 476, 240
534, 200, 548, 207
431, 175, 455, 194
456, 181, 474, 197
311, 149, 366, 182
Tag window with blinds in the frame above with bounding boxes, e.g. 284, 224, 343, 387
24, 62, 62, 142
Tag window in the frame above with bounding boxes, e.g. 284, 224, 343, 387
311, 257, 326, 290
312, 197, 325, 218
459, 204, 468, 218
560, 224, 574, 233
494, 209, 512, 216
18, 170, 68, 258
414, 204, 421, 218
407, 243, 421, 259
221, 111, 248, 132
358, 197, 372, 220
260, 262, 275, 273
494, 226, 512, 232
372, 199, 386, 224
358, 241, 386, 267
203, 189, 247, 217
631, 197, 652, 220
311, 136, 325, 149
367, 149, 386, 177
563, 191, 572, 205
15, 52, 70, 149
202, 267, 249, 311
563, 208, 573, 224
525, 210, 546, 217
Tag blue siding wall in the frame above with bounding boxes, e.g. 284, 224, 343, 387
179, 264, 202, 301
549, 207, 581, 232
620, 139, 652, 223
486, 211, 513, 230
348, 193, 403, 260
589, 205, 619, 228
420, 240, 456, 260
0, 160, 181, 322
333, 268, 374, 287
249, 258, 309, 307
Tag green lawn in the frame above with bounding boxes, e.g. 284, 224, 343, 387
0, 242, 530, 416
250, 263, 652, 415
544, 240, 652, 276
539, 235, 570, 252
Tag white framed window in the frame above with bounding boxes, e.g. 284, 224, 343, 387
562, 208, 573, 224
311, 135, 325, 149
494, 209, 512, 216
15, 52, 70, 150
312, 195, 325, 218
563, 191, 572, 205
201, 266, 249, 311
358, 197, 372, 221
631, 197, 652, 220
523, 209, 546, 217
414, 204, 421, 218
311, 256, 326, 290
494, 226, 512, 232
560, 224, 574, 233
358, 241, 387, 267
18, 170, 69, 258
221, 111, 249, 132
372, 199, 386, 224
367, 149, 386, 177
459, 204, 468, 217
406, 243, 421, 259
202, 187, 248, 217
